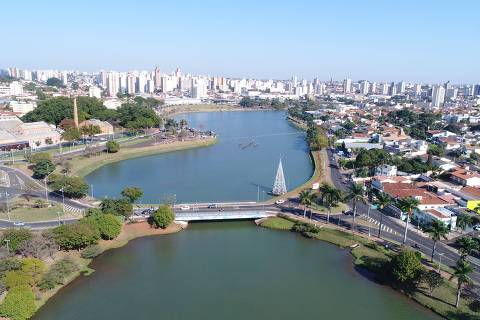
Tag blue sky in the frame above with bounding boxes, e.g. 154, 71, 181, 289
2, 0, 479, 83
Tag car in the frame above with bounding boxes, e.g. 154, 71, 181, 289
141, 209, 155, 215
275, 199, 286, 205
13, 221, 25, 227
207, 204, 218, 209
343, 210, 354, 216
473, 225, 480, 231
179, 205, 191, 211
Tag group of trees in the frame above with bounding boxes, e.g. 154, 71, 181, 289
47, 174, 89, 199
306, 122, 328, 151
239, 97, 288, 109
380, 109, 443, 140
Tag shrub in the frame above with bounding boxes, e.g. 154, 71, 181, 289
4, 271, 33, 289
38, 258, 78, 291
152, 205, 175, 229
32, 159, 55, 179
0, 258, 22, 277
292, 222, 321, 235
1, 229, 33, 253
389, 249, 424, 286
52, 222, 100, 250
106, 140, 120, 153
29, 152, 52, 164
81, 244, 103, 259
49, 175, 89, 199
0, 285, 36, 320
83, 214, 122, 240
21, 258, 46, 284
100, 198, 133, 218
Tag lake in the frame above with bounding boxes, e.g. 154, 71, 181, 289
85, 111, 313, 203
34, 222, 440, 320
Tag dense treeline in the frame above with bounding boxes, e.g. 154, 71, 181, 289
380, 109, 442, 140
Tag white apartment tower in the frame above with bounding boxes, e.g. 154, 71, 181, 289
431, 85, 445, 107
343, 78, 352, 94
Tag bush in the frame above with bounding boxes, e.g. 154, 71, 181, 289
1, 229, 33, 253
0, 285, 36, 320
99, 198, 133, 218
106, 140, 120, 153
0, 258, 22, 277
29, 152, 52, 164
51, 222, 100, 250
4, 271, 33, 289
38, 258, 78, 291
292, 222, 321, 235
32, 159, 55, 179
152, 205, 175, 229
81, 244, 103, 259
83, 214, 122, 240
48, 175, 89, 199
21, 258, 46, 284
389, 249, 424, 286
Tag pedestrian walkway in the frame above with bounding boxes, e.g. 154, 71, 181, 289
359, 214, 400, 236
63, 204, 85, 215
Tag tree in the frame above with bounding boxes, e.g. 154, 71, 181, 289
389, 249, 424, 286
99, 198, 133, 218
121, 187, 143, 204
51, 222, 100, 250
398, 197, 419, 244
423, 220, 449, 261
0, 285, 36, 320
18, 234, 57, 259
456, 214, 474, 232
451, 258, 473, 308
29, 152, 52, 164
21, 258, 46, 284
49, 175, 89, 199
346, 183, 365, 232
421, 270, 443, 296
32, 159, 55, 179
106, 140, 120, 153
46, 77, 64, 88
322, 186, 342, 224
374, 192, 392, 238
298, 189, 315, 219
427, 144, 445, 157
80, 124, 102, 140
152, 205, 175, 229
1, 229, 33, 253
83, 214, 122, 240
456, 237, 479, 258
61, 127, 81, 143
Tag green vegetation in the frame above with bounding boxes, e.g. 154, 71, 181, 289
0, 285, 36, 320
37, 258, 78, 291
32, 159, 55, 179
423, 220, 449, 261
239, 97, 287, 109
46, 77, 64, 88
81, 244, 103, 259
121, 186, 143, 203
381, 109, 442, 140
259, 217, 295, 230
106, 140, 120, 153
50, 222, 100, 250
83, 213, 122, 240
99, 198, 133, 218
48, 174, 89, 199
1, 229, 33, 253
151, 204, 175, 229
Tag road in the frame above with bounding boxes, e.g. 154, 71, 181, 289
325, 149, 480, 283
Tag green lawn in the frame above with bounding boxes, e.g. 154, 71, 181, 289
259, 217, 295, 230
0, 204, 82, 222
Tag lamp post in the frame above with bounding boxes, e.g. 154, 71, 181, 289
4, 239, 10, 252
5, 191, 10, 221
56, 211, 61, 226
437, 253, 444, 273
60, 187, 65, 214
91, 184, 94, 198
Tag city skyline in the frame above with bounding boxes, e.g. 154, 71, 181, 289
2, 0, 479, 83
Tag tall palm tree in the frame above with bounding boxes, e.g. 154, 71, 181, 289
456, 214, 474, 233
299, 189, 315, 219
424, 220, 449, 261
346, 183, 365, 232
457, 237, 479, 258
451, 258, 473, 308
398, 197, 420, 244
323, 187, 342, 224
318, 183, 333, 205
374, 192, 392, 238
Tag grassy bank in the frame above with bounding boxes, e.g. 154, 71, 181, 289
69, 137, 217, 177
258, 215, 479, 320
162, 104, 243, 116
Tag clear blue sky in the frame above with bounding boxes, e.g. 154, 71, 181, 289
2, 0, 479, 83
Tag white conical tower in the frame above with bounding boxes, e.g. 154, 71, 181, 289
272, 158, 287, 196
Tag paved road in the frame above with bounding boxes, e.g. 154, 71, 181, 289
325, 149, 480, 283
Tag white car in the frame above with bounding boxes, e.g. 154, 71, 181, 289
179, 205, 191, 211
13, 221, 25, 227
275, 199, 286, 205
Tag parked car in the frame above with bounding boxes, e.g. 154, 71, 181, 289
179, 205, 191, 211
275, 199, 286, 205
207, 204, 218, 209
13, 221, 25, 227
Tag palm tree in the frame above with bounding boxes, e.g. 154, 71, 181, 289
346, 183, 365, 232
299, 190, 315, 219
424, 220, 449, 261
318, 183, 333, 205
398, 197, 420, 244
456, 214, 474, 233
374, 192, 392, 238
323, 187, 342, 224
451, 258, 473, 308
457, 237, 479, 258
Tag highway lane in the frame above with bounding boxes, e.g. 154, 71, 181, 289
326, 149, 480, 283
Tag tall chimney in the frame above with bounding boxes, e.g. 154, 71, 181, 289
73, 96, 79, 128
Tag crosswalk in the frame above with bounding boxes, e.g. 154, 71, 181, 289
359, 214, 400, 236
63, 204, 86, 215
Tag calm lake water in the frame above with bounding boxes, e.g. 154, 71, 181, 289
85, 111, 313, 203
34, 222, 440, 320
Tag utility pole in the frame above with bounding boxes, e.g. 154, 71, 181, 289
4, 239, 10, 252
91, 184, 94, 198
367, 204, 371, 237
44, 178, 49, 204
5, 192, 10, 221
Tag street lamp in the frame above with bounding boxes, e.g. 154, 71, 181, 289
4, 192, 10, 221
90, 184, 94, 198
3, 239, 10, 252
60, 187, 65, 214
56, 211, 61, 226
437, 253, 444, 273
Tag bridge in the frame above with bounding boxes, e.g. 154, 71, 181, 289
174, 210, 276, 221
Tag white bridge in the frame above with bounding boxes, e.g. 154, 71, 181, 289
174, 210, 276, 221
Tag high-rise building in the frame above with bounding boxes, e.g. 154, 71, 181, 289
415, 84, 422, 96
397, 81, 406, 94
474, 84, 480, 97
388, 82, 396, 96
370, 82, 377, 94
343, 78, 352, 94
381, 83, 389, 95
360, 80, 369, 95
107, 72, 119, 97
154, 67, 161, 89
431, 85, 445, 107
127, 74, 136, 95
446, 88, 458, 100
89, 86, 102, 99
